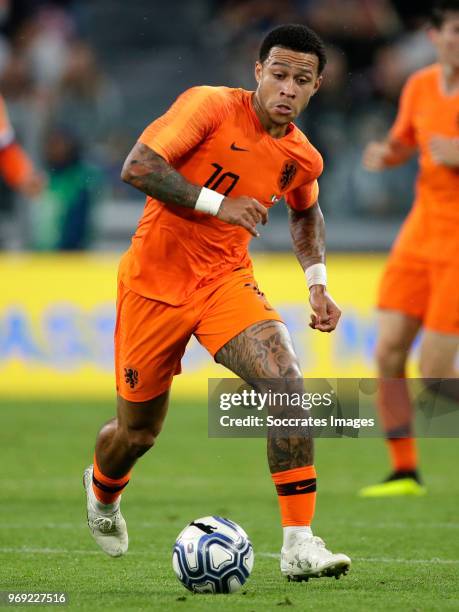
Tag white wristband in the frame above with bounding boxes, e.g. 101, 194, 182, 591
305, 263, 327, 288
195, 187, 224, 216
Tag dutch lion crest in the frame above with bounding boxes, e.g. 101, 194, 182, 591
278, 159, 298, 191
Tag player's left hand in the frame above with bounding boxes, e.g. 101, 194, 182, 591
429, 135, 459, 167
308, 285, 341, 333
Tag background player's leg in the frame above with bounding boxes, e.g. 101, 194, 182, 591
360, 310, 423, 497
216, 320, 350, 580
375, 310, 421, 377
419, 331, 458, 400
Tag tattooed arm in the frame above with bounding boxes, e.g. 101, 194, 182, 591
288, 202, 325, 270
120, 141, 267, 236
121, 142, 200, 208
288, 202, 341, 333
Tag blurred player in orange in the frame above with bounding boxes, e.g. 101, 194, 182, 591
360, 0, 459, 497
83, 24, 351, 581
0, 94, 44, 197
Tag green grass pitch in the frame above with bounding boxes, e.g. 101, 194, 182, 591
0, 398, 458, 611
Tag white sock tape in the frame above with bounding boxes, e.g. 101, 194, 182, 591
195, 187, 224, 216
305, 263, 327, 288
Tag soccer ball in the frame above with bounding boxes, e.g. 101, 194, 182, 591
172, 515, 254, 594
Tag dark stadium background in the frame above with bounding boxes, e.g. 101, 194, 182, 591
0, 0, 438, 251
0, 2, 458, 611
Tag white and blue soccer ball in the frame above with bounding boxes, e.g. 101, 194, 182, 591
172, 516, 254, 594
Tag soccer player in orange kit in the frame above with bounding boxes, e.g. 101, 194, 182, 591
360, 0, 459, 497
84, 24, 351, 581
0, 94, 43, 197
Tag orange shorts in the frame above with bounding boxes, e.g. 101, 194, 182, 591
115, 268, 283, 401
378, 253, 459, 335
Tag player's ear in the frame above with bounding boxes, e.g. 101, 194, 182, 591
254, 61, 263, 84
426, 26, 438, 47
312, 75, 323, 96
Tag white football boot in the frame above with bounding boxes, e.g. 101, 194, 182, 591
83, 465, 128, 557
281, 533, 351, 581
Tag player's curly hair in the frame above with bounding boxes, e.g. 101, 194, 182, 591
431, 0, 459, 27
259, 24, 327, 75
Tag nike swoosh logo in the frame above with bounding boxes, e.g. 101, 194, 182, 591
230, 142, 249, 152
295, 484, 315, 491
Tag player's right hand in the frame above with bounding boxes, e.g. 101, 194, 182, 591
217, 196, 268, 237
362, 141, 391, 171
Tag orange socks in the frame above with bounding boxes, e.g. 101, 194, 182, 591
92, 456, 131, 505
387, 437, 418, 472
377, 378, 418, 473
271, 465, 316, 527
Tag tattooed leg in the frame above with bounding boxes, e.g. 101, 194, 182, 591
216, 320, 301, 379
215, 320, 313, 472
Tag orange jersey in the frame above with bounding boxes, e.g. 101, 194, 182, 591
389, 64, 459, 262
119, 86, 323, 305
0, 93, 34, 189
